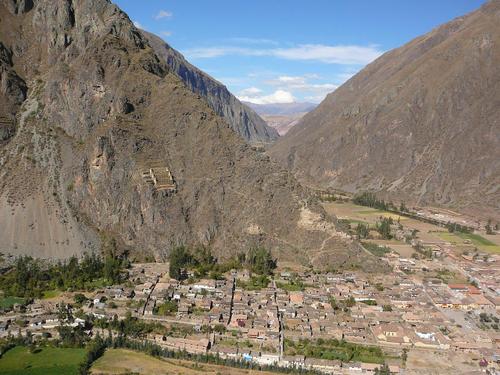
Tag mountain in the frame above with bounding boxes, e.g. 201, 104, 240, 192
259, 113, 306, 136
244, 102, 316, 135
244, 102, 317, 116
0, 0, 381, 271
142, 31, 278, 145
269, 1, 500, 219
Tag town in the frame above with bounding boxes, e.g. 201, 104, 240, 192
0, 197, 499, 374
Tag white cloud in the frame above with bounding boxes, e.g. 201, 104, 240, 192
264, 75, 338, 102
239, 87, 262, 96
183, 46, 267, 59
183, 43, 383, 65
238, 89, 295, 105
133, 21, 143, 29
154, 10, 173, 20
160, 31, 173, 37
273, 44, 382, 65
228, 37, 278, 45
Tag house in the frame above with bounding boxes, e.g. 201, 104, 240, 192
144, 299, 156, 315
371, 323, 411, 347
255, 353, 280, 366
0, 321, 9, 332
289, 292, 304, 306
160, 337, 210, 354
282, 355, 305, 368
214, 346, 239, 359
193, 279, 217, 293
304, 358, 341, 373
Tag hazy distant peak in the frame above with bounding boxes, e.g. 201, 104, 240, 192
242, 101, 317, 116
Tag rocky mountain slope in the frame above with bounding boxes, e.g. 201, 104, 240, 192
142, 31, 278, 145
270, 1, 500, 219
0, 0, 380, 271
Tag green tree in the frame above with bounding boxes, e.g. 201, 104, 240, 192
246, 247, 276, 276
376, 217, 393, 239
74, 294, 88, 306
168, 246, 192, 280
375, 364, 391, 375
355, 223, 369, 239
486, 219, 494, 235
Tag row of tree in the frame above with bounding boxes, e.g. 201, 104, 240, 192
168, 245, 276, 281
0, 253, 127, 299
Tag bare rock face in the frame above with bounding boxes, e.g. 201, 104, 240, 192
142, 31, 278, 146
269, 1, 500, 219
0, 41, 26, 141
0, 0, 380, 271
5, 0, 33, 15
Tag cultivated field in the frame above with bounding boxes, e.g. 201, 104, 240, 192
323, 201, 500, 254
0, 346, 86, 375
91, 349, 279, 375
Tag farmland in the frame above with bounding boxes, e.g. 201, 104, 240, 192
91, 349, 280, 375
0, 346, 86, 375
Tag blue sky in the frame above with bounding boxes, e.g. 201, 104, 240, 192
114, 0, 486, 104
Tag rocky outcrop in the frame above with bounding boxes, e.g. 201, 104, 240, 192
0, 0, 378, 271
142, 31, 278, 145
0, 42, 26, 141
269, 0, 500, 219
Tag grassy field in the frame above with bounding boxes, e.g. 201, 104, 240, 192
0, 297, 26, 309
437, 232, 500, 253
0, 346, 86, 375
284, 338, 385, 364
91, 348, 278, 375
41, 290, 60, 299
324, 201, 500, 255
323, 202, 405, 224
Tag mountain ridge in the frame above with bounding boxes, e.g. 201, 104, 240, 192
269, 0, 500, 219
0, 0, 381, 273
142, 31, 278, 145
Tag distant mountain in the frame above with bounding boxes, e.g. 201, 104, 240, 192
243, 101, 317, 116
243, 102, 316, 135
259, 113, 307, 136
142, 31, 278, 145
270, 1, 500, 219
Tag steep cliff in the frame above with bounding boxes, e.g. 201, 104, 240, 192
142, 31, 278, 145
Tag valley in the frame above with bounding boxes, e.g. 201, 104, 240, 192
0, 0, 498, 374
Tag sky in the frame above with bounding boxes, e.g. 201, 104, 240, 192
114, 0, 486, 104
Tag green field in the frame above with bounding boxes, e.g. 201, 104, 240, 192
437, 232, 500, 253
0, 346, 86, 375
0, 297, 26, 309
91, 348, 281, 375
41, 290, 60, 299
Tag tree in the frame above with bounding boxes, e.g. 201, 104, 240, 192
345, 296, 356, 307
74, 294, 88, 306
375, 364, 391, 375
485, 219, 494, 235
402, 348, 408, 366
355, 223, 369, 239
376, 218, 393, 240
399, 201, 408, 212
246, 247, 276, 276
329, 297, 339, 310
168, 246, 192, 280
